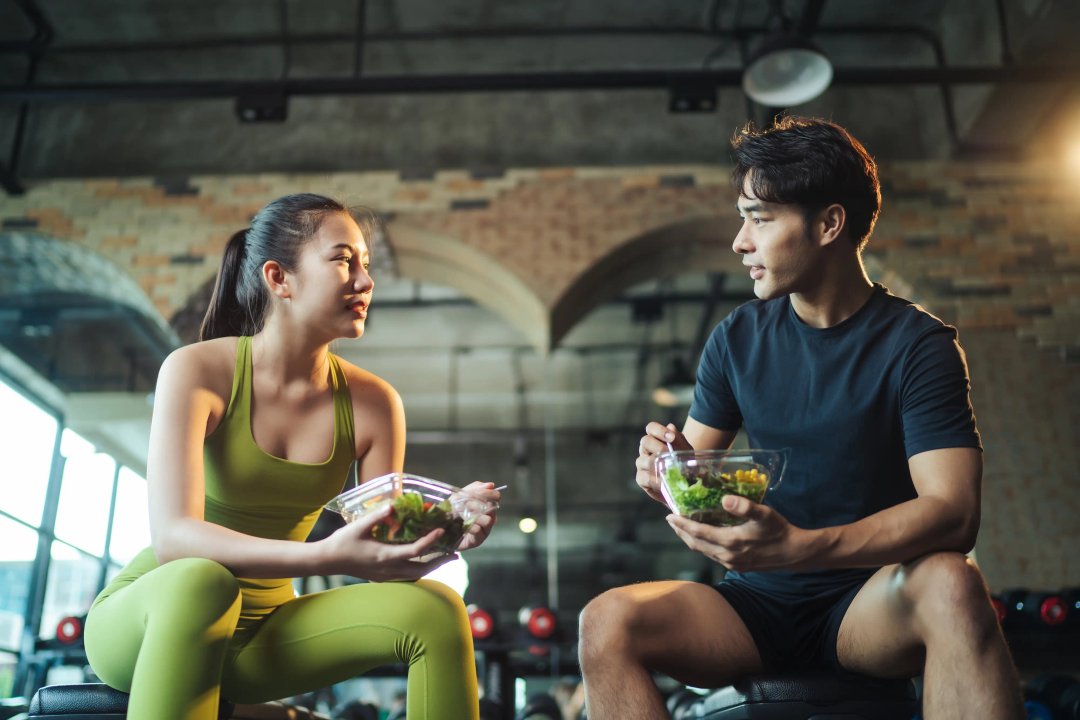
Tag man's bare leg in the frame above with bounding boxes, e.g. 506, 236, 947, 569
578, 580, 762, 720
836, 552, 1024, 720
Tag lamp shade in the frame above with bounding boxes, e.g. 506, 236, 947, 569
742, 33, 833, 107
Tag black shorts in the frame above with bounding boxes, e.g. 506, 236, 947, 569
714, 572, 871, 672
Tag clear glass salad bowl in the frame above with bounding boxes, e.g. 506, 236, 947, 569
324, 473, 498, 560
655, 448, 789, 526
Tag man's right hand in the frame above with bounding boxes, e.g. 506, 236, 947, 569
635, 421, 693, 504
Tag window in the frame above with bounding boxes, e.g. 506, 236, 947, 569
109, 467, 150, 565
0, 650, 16, 699
39, 542, 101, 642
54, 430, 116, 557
0, 381, 58, 526
0, 517, 38, 652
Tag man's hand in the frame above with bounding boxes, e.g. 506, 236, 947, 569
635, 421, 693, 504
665, 494, 816, 572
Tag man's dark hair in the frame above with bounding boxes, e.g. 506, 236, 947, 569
730, 116, 882, 249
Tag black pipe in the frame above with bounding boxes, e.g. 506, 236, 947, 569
0, 160, 25, 194
994, 0, 1015, 65
0, 21, 979, 58
354, 0, 366, 79
0, 26, 755, 55
797, 0, 828, 38
6, 0, 52, 195
0, 64, 1075, 105
8, 53, 38, 179
10, 0, 54, 48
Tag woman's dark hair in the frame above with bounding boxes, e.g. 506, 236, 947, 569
730, 116, 881, 249
200, 193, 380, 341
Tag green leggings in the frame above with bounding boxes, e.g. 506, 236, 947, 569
83, 557, 479, 720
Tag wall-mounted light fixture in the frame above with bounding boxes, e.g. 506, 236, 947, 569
235, 89, 288, 122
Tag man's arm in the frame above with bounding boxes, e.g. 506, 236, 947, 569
667, 446, 982, 572
811, 446, 982, 566
682, 416, 739, 453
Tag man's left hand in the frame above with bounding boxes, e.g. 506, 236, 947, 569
666, 495, 813, 572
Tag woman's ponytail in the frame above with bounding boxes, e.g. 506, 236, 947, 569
199, 229, 252, 341
198, 193, 352, 342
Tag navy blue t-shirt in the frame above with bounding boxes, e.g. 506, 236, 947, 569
689, 283, 981, 591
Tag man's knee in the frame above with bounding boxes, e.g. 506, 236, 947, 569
578, 587, 641, 667
903, 552, 995, 631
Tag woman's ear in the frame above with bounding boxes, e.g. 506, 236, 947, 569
262, 260, 290, 299
816, 204, 847, 247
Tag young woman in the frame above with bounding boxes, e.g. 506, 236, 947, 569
83, 193, 500, 720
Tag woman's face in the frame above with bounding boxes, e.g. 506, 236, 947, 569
288, 212, 374, 340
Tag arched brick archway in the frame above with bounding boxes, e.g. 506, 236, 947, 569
0, 232, 179, 392
387, 224, 548, 351
380, 216, 748, 352
551, 215, 742, 347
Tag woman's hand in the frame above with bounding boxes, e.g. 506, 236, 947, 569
635, 422, 693, 504
316, 505, 460, 581
455, 482, 501, 552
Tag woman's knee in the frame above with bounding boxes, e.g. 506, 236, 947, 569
403, 580, 471, 643
153, 557, 242, 617
411, 579, 469, 621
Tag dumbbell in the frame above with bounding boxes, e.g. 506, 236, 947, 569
468, 604, 499, 642
1000, 589, 1069, 631
519, 605, 558, 641
1026, 673, 1080, 720
1057, 681, 1080, 720
515, 692, 561, 720
478, 697, 504, 720
1062, 587, 1080, 630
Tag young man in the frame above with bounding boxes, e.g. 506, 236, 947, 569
578, 117, 1024, 720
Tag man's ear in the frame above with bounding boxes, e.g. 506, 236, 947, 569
262, 260, 290, 299
815, 204, 847, 247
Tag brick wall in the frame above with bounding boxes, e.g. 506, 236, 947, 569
1, 161, 1077, 589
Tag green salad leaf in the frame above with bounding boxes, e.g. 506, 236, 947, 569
370, 492, 466, 554
665, 465, 768, 526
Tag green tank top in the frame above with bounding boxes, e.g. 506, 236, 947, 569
97, 336, 356, 626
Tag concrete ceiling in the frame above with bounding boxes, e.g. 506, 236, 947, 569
2, 0, 1080, 622
1, 0, 1078, 185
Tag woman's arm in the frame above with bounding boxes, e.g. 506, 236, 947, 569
148, 345, 445, 580
148, 342, 333, 576
346, 366, 407, 481
341, 363, 501, 552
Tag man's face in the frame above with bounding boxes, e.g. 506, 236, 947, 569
732, 177, 818, 301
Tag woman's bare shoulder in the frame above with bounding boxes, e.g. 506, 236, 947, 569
158, 337, 239, 398
334, 355, 405, 460
334, 355, 401, 407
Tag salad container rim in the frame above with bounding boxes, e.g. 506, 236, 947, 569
324, 471, 497, 514
655, 447, 791, 462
